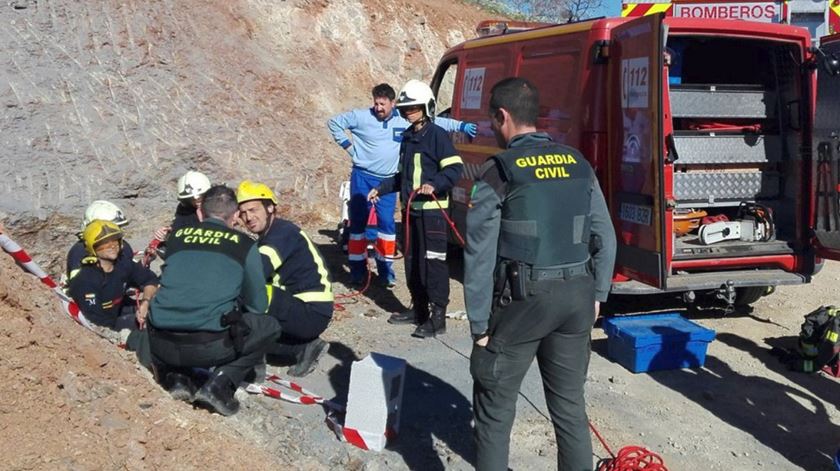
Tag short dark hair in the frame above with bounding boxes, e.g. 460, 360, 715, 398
372, 83, 396, 101
201, 185, 239, 220
489, 77, 539, 126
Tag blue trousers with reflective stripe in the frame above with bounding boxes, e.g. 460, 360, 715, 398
349, 168, 396, 283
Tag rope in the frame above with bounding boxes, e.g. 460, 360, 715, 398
243, 373, 344, 412
595, 445, 668, 471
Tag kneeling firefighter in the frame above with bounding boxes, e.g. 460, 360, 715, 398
147, 185, 281, 416
237, 180, 333, 377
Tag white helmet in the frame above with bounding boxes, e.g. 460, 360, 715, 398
82, 200, 129, 231
177, 171, 211, 200
396, 79, 436, 120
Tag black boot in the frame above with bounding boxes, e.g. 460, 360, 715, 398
194, 372, 240, 416
287, 338, 329, 377
412, 303, 446, 338
163, 371, 197, 403
388, 300, 429, 325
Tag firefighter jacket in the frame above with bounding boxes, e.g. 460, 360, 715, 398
149, 218, 267, 332
170, 202, 199, 233
377, 121, 464, 212
66, 239, 134, 280
258, 217, 334, 317
327, 107, 465, 177
67, 252, 158, 329
464, 132, 617, 335
793, 305, 840, 372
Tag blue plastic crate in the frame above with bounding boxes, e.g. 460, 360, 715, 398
602, 313, 716, 373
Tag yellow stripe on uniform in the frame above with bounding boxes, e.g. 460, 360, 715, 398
412, 152, 423, 189
293, 230, 333, 303
68, 268, 81, 281
259, 245, 283, 304
411, 198, 449, 210
440, 155, 463, 168
825, 330, 839, 343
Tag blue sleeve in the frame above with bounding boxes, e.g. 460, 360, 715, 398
327, 110, 359, 150
435, 117, 462, 133
242, 244, 269, 314
129, 261, 159, 288
68, 271, 109, 320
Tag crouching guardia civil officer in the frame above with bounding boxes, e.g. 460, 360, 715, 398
464, 77, 617, 471
237, 180, 333, 377
147, 185, 281, 416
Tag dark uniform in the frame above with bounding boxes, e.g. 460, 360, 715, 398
378, 122, 463, 319
464, 132, 616, 471
170, 202, 199, 233
66, 239, 134, 280
148, 218, 279, 388
258, 218, 333, 352
67, 252, 157, 330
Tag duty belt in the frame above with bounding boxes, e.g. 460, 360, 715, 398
148, 324, 228, 344
526, 263, 590, 281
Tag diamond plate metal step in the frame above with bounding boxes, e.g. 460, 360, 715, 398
672, 134, 781, 165
670, 86, 775, 119
673, 171, 780, 203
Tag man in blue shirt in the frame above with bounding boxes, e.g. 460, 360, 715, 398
328, 83, 476, 287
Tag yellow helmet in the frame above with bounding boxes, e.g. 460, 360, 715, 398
82, 219, 124, 256
236, 180, 278, 205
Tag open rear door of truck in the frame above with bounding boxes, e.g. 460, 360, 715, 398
813, 34, 840, 260
607, 14, 667, 289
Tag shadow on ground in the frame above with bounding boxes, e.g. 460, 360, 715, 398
325, 342, 476, 470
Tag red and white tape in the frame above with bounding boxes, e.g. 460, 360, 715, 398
0, 234, 95, 330
243, 373, 345, 411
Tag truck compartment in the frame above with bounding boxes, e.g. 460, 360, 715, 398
666, 36, 802, 260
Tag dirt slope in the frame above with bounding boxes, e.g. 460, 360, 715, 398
0, 0, 490, 272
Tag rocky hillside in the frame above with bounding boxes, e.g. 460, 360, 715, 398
0, 0, 491, 271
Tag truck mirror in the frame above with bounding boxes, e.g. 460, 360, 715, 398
818, 49, 840, 76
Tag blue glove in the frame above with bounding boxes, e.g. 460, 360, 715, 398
460, 122, 478, 138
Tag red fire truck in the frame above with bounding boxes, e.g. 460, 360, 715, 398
432, 15, 840, 308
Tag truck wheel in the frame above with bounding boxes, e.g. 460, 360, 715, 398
734, 286, 773, 306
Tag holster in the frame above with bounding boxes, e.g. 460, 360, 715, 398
220, 308, 251, 355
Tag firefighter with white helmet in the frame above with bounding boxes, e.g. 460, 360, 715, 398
327, 83, 477, 288
368, 79, 465, 338
237, 180, 333, 377
153, 170, 212, 246
67, 200, 135, 280
67, 219, 158, 331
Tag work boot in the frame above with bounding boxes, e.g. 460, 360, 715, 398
163, 371, 197, 403
194, 372, 240, 416
243, 359, 267, 384
412, 303, 446, 338
388, 301, 429, 325
287, 338, 329, 377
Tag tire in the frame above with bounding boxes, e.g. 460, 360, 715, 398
734, 286, 773, 306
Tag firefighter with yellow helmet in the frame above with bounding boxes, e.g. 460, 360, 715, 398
66, 200, 134, 280
67, 219, 158, 331
237, 180, 333, 377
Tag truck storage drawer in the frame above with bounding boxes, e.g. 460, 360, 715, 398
673, 170, 780, 203
670, 86, 775, 119
672, 134, 781, 165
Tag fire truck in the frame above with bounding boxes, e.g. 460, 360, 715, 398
431, 15, 840, 308
623, 0, 840, 40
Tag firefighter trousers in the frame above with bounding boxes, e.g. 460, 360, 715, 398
471, 274, 595, 471
405, 210, 449, 308
266, 288, 331, 358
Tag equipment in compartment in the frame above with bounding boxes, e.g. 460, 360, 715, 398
673, 209, 707, 236
698, 202, 775, 245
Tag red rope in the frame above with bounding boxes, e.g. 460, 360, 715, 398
591, 421, 669, 471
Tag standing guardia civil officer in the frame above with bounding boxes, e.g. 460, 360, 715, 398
464, 77, 616, 471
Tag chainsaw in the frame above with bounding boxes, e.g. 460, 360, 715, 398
698, 202, 775, 245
